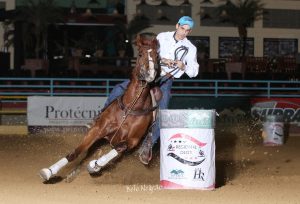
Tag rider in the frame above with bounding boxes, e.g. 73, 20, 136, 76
102, 16, 199, 164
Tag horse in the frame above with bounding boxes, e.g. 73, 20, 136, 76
39, 32, 160, 182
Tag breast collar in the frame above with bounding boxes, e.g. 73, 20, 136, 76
117, 95, 158, 116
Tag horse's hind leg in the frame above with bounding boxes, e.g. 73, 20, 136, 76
39, 126, 103, 181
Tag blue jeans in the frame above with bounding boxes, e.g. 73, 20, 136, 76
103, 76, 173, 145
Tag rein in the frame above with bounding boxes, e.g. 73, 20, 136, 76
109, 82, 146, 147
109, 80, 158, 147
155, 45, 189, 83
117, 95, 158, 116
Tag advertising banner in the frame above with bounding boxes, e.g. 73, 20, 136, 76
27, 96, 107, 126
251, 98, 300, 124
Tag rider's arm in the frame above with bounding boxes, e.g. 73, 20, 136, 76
183, 45, 199, 78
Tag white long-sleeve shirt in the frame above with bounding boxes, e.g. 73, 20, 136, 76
157, 31, 199, 78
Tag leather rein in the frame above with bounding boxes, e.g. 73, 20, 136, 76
117, 93, 158, 116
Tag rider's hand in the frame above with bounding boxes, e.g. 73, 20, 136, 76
161, 58, 176, 68
175, 60, 185, 71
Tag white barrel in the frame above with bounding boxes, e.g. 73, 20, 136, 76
262, 115, 284, 146
160, 110, 215, 190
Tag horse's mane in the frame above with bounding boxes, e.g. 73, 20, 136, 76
136, 32, 158, 52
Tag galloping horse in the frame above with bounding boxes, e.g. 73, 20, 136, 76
40, 33, 159, 181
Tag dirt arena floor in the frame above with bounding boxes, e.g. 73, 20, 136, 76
0, 120, 299, 204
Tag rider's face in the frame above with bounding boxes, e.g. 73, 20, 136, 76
175, 24, 192, 41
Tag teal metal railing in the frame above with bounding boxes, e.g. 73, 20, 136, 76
0, 78, 299, 103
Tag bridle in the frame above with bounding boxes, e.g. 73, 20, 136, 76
137, 46, 158, 81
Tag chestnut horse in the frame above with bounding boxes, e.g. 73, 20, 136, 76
40, 33, 159, 181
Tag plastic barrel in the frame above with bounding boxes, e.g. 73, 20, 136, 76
262, 115, 284, 146
159, 109, 216, 190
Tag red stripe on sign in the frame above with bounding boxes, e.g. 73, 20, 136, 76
160, 180, 216, 190
169, 133, 207, 147
160, 180, 186, 189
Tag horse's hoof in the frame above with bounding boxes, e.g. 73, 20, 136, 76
39, 168, 52, 181
87, 160, 101, 174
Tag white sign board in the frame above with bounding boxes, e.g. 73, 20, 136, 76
160, 128, 215, 190
27, 96, 107, 126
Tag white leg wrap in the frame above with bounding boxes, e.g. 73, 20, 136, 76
40, 158, 68, 181
96, 149, 118, 167
49, 158, 68, 175
39, 168, 52, 181
87, 149, 118, 174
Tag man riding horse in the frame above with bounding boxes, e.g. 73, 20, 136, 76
103, 16, 199, 165
39, 16, 199, 182
40, 32, 160, 181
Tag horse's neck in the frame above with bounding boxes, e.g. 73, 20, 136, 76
123, 78, 151, 108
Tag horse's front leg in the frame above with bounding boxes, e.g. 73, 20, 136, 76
87, 129, 145, 174
39, 126, 104, 181
86, 148, 120, 174
86, 137, 129, 174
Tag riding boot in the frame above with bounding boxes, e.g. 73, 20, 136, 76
138, 132, 153, 165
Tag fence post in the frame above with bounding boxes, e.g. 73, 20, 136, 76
50, 79, 54, 96
106, 79, 110, 96
267, 81, 270, 98
214, 81, 218, 98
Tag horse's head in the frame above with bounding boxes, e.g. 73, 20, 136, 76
135, 32, 159, 83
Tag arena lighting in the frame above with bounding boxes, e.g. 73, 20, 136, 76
53, 56, 64, 59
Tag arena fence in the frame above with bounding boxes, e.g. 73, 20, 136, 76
0, 77, 299, 103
